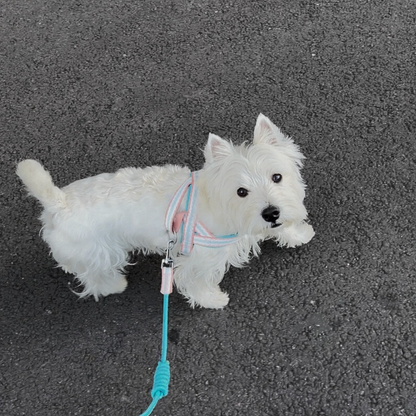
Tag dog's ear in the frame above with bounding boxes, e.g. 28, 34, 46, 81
253, 113, 287, 146
253, 114, 305, 166
204, 133, 233, 163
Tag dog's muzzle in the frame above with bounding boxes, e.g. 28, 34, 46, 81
261, 205, 281, 228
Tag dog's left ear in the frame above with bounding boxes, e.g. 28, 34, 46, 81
253, 113, 305, 166
253, 113, 287, 146
204, 133, 233, 163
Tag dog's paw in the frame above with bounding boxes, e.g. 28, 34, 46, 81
190, 290, 229, 309
294, 222, 315, 245
277, 222, 315, 248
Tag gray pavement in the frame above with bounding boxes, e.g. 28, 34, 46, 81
1, 1, 415, 415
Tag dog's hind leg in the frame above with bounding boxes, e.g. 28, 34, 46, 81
46, 232, 130, 300
73, 267, 128, 301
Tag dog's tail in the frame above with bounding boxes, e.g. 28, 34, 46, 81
17, 159, 66, 210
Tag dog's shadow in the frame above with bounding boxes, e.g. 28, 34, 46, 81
123, 251, 171, 305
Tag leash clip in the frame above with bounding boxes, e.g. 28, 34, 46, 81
161, 238, 175, 268
160, 239, 175, 295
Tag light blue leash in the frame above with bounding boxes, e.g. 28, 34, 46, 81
139, 293, 171, 416
139, 234, 174, 416
138, 173, 240, 415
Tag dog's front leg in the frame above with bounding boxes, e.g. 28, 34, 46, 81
273, 221, 315, 248
173, 247, 230, 309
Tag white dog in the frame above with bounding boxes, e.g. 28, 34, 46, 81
17, 114, 314, 308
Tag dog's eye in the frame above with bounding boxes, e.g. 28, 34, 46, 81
272, 174, 282, 183
237, 188, 249, 198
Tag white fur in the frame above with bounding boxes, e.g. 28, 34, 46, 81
17, 114, 314, 308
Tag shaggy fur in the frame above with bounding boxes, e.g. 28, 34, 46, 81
17, 114, 314, 308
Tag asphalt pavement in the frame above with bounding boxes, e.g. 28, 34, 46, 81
1, 1, 415, 415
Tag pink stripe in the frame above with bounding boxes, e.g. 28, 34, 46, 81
165, 177, 191, 232
181, 172, 198, 254
194, 234, 240, 247
195, 221, 214, 237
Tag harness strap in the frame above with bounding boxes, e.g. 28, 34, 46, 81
165, 172, 240, 254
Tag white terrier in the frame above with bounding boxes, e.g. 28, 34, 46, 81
17, 114, 314, 308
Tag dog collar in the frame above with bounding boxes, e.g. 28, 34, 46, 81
165, 171, 240, 255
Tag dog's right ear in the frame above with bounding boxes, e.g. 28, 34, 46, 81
204, 133, 233, 163
253, 113, 286, 146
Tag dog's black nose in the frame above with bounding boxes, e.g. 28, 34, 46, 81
261, 205, 280, 223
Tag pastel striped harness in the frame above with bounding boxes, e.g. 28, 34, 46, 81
166, 171, 241, 254
139, 172, 241, 416
161, 171, 241, 294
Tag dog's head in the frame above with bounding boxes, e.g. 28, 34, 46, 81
201, 114, 309, 236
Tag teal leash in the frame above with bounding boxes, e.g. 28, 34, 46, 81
139, 242, 174, 416
138, 173, 240, 415
139, 294, 171, 416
